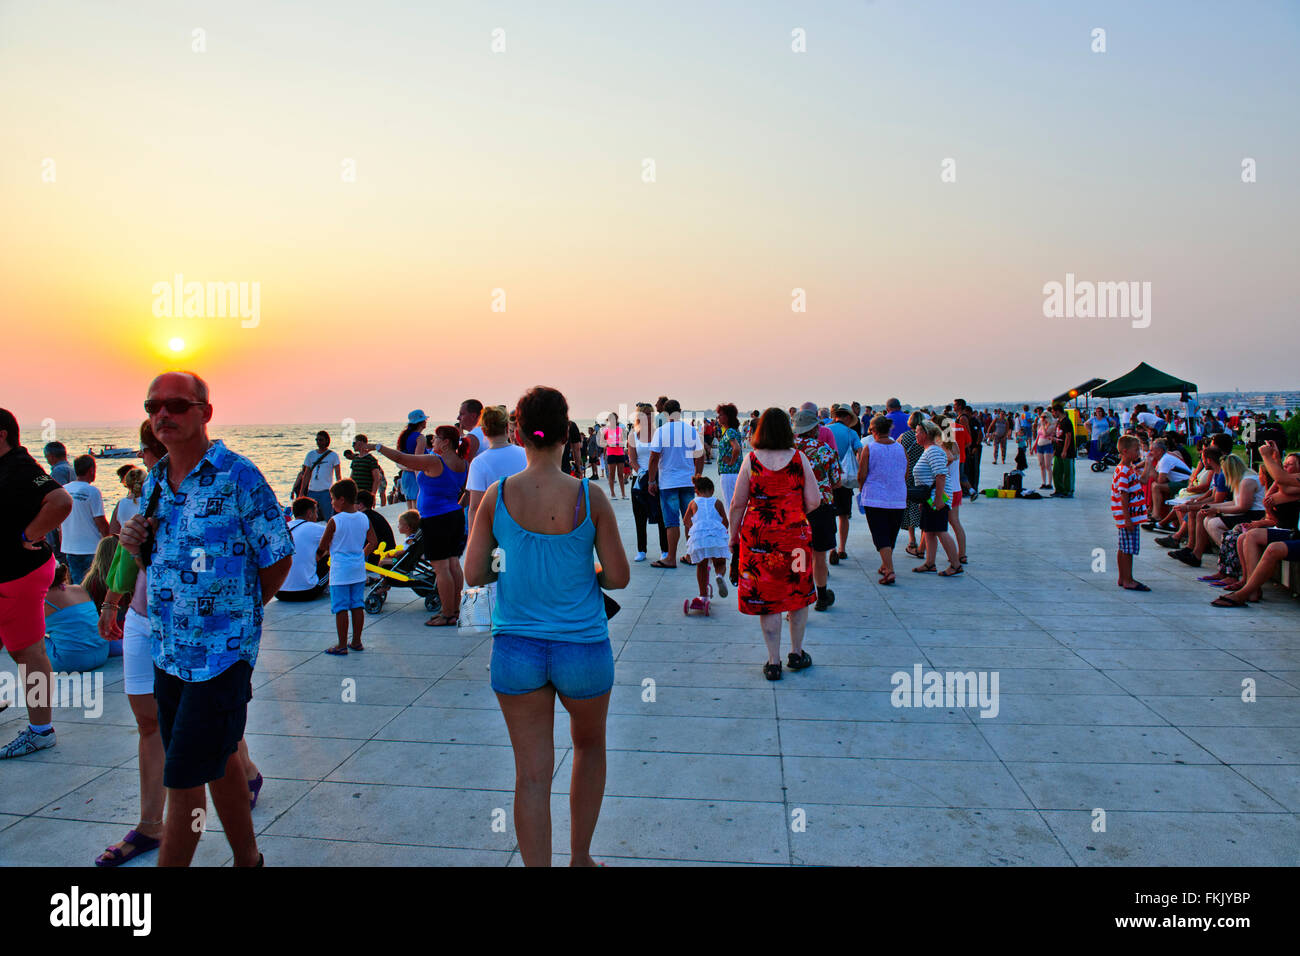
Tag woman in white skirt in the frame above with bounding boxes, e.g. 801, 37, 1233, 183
682, 475, 731, 611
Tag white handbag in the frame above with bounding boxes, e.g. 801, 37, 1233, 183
457, 584, 495, 634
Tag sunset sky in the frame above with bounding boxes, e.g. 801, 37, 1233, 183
2, 0, 1297, 426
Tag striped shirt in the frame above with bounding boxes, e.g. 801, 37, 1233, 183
1110, 463, 1146, 526
912, 445, 949, 489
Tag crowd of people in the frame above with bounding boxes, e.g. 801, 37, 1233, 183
2, 381, 1297, 870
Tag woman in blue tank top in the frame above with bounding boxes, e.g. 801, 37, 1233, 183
464, 386, 629, 867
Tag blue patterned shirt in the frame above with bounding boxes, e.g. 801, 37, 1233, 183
142, 440, 294, 682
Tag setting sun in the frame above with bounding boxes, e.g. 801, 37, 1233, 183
168, 337, 185, 353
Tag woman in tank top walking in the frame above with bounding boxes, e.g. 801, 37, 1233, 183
857, 414, 908, 585
463, 386, 629, 866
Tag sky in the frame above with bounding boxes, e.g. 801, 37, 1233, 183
2, 0, 1297, 427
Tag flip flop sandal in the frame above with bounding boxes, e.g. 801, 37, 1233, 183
1121, 583, 1151, 591
912, 564, 937, 573
880, 573, 896, 585
325, 645, 348, 655
905, 545, 922, 557
349, 644, 365, 651
1196, 575, 1222, 582
95, 830, 161, 868
1211, 595, 1248, 607
650, 560, 677, 569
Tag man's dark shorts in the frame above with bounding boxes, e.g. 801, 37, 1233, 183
832, 486, 854, 518
154, 661, 253, 789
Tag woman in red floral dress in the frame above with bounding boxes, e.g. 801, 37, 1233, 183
727, 409, 822, 680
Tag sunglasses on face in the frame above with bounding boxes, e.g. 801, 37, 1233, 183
144, 399, 205, 415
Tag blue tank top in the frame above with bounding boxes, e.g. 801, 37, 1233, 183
417, 455, 466, 518
491, 476, 607, 644
43, 601, 109, 669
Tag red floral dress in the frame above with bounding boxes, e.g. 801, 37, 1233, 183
738, 451, 815, 615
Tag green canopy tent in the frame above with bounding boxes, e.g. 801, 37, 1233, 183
1091, 362, 1196, 399
1091, 362, 1200, 437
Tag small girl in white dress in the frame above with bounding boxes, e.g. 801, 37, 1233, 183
683, 475, 730, 606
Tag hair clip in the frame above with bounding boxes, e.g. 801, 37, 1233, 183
533, 430, 544, 437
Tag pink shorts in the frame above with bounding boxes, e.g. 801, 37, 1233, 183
0, 555, 56, 653
952, 491, 961, 507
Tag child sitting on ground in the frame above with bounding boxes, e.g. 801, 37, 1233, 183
316, 479, 377, 654
682, 475, 730, 610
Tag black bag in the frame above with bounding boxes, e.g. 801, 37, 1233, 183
1001, 472, 1022, 493
907, 484, 930, 503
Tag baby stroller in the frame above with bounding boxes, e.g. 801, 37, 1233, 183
1091, 428, 1121, 471
363, 529, 441, 615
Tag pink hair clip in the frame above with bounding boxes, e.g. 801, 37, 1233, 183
533, 430, 543, 437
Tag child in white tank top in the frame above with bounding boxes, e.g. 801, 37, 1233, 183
316, 480, 377, 654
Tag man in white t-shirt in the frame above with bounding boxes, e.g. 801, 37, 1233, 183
1146, 439, 1193, 525
646, 399, 704, 568
60, 454, 109, 583
298, 431, 341, 520
277, 498, 328, 600
1118, 407, 1131, 430
458, 399, 486, 462
1136, 409, 1162, 430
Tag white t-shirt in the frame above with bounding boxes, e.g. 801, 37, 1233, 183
649, 420, 703, 490
1136, 412, 1162, 429
466, 444, 528, 492
1157, 453, 1192, 481
115, 495, 141, 527
467, 427, 487, 458
328, 510, 370, 585
303, 449, 341, 492
283, 520, 326, 591
61, 480, 105, 555
1119, 410, 1131, 426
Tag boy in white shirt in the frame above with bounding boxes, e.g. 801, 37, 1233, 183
316, 479, 376, 654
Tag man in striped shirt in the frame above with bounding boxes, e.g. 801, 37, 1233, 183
1111, 435, 1150, 592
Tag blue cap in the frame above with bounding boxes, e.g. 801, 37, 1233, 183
407, 409, 427, 424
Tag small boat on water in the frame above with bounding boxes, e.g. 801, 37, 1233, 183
91, 446, 137, 459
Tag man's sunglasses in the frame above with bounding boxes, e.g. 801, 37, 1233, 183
144, 399, 206, 415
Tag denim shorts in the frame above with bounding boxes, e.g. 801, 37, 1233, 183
331, 582, 364, 613
658, 487, 694, 528
490, 633, 614, 700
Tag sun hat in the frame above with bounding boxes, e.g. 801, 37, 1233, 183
407, 409, 427, 424
792, 409, 820, 434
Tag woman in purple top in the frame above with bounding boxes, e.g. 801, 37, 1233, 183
858, 414, 908, 585
366, 425, 468, 625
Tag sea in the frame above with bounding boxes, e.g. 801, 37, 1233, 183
28, 423, 413, 505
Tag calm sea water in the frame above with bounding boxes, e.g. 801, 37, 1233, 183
29, 423, 414, 505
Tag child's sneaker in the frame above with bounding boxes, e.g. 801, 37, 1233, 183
687, 597, 707, 613
715, 573, 728, 598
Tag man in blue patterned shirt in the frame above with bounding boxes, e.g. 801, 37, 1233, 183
120, 371, 292, 867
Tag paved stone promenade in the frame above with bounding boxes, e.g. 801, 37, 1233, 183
2, 462, 1297, 866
